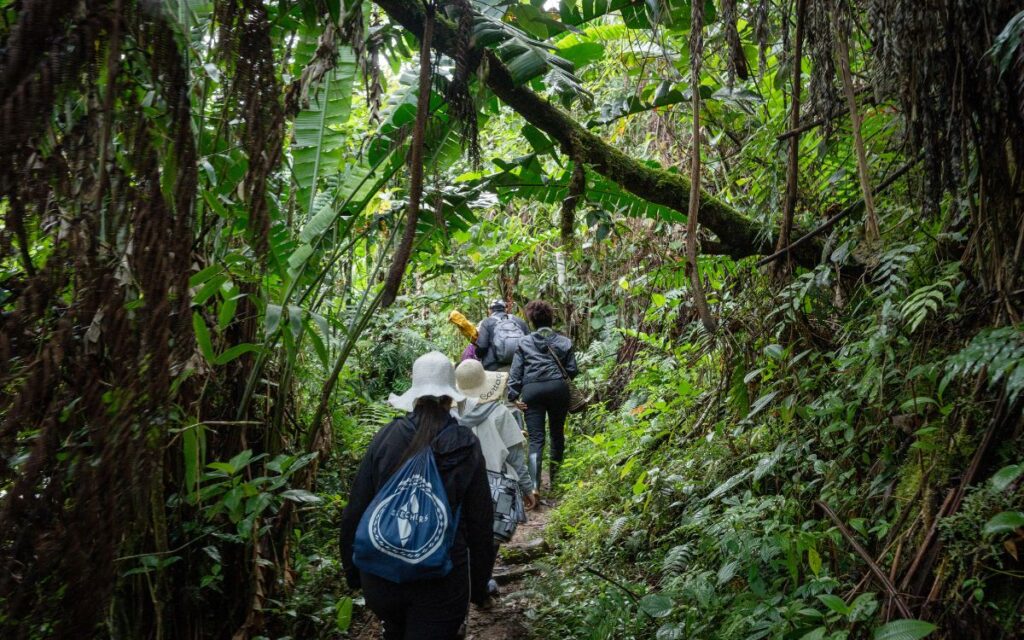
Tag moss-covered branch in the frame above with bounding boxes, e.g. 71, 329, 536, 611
371, 0, 817, 263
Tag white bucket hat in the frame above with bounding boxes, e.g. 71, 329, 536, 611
455, 359, 507, 404
388, 351, 465, 412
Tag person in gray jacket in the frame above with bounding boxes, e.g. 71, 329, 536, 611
507, 300, 578, 493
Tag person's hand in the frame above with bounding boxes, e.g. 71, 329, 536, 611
514, 400, 528, 411
523, 491, 538, 511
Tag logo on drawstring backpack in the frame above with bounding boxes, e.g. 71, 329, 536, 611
352, 420, 461, 583
366, 473, 448, 562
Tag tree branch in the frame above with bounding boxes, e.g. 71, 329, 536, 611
370, 0, 819, 264
756, 156, 920, 268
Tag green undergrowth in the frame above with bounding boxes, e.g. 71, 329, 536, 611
523, 247, 1024, 639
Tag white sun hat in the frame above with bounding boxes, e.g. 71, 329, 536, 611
455, 359, 508, 404
388, 351, 466, 412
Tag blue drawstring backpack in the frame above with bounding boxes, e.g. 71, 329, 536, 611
352, 421, 461, 583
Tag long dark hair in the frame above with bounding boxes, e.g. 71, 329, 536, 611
393, 395, 452, 471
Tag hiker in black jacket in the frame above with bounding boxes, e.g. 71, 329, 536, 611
339, 352, 494, 640
475, 299, 530, 372
507, 300, 578, 494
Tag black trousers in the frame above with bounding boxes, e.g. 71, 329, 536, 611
361, 562, 468, 640
521, 378, 570, 465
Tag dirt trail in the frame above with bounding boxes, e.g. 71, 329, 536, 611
462, 500, 554, 640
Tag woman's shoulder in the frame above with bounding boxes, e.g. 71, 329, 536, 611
367, 416, 412, 448
433, 418, 482, 452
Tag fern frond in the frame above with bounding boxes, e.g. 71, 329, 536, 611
899, 262, 961, 333
662, 544, 694, 577
943, 326, 1024, 402
608, 515, 629, 543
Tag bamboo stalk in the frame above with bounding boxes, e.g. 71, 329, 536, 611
832, 9, 878, 243
816, 500, 913, 618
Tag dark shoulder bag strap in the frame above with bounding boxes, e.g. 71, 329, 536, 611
545, 344, 570, 381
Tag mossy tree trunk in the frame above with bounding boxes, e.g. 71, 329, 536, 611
371, 0, 821, 266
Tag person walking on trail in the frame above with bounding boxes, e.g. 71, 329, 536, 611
339, 351, 494, 640
507, 300, 578, 494
455, 359, 537, 597
475, 299, 529, 372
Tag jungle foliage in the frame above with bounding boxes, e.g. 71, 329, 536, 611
1, 0, 1023, 638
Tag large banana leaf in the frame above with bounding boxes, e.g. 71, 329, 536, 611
487, 154, 684, 223
291, 45, 357, 211
558, 0, 634, 26
472, 12, 592, 105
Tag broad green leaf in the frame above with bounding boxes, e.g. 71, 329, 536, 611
716, 560, 738, 585
990, 463, 1024, 491
560, 0, 633, 26
704, 470, 749, 501
656, 622, 686, 640
899, 397, 936, 412
754, 441, 786, 481
873, 619, 936, 640
638, 593, 673, 618
817, 594, 850, 616
228, 449, 253, 474
558, 42, 605, 68
292, 44, 357, 208
192, 312, 215, 362
287, 305, 304, 340
217, 289, 240, 330
192, 273, 228, 306
212, 343, 262, 366
983, 511, 1024, 536
288, 244, 315, 272
335, 597, 353, 632
745, 390, 779, 421
265, 304, 283, 338
299, 201, 339, 244
848, 592, 879, 622
807, 547, 822, 577
189, 264, 223, 288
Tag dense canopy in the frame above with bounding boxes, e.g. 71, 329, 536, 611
1, 0, 1023, 638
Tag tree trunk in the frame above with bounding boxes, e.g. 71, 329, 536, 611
380, 4, 434, 307
774, 0, 807, 274
833, 8, 879, 244
686, 0, 717, 333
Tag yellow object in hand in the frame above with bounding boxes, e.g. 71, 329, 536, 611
448, 310, 478, 342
